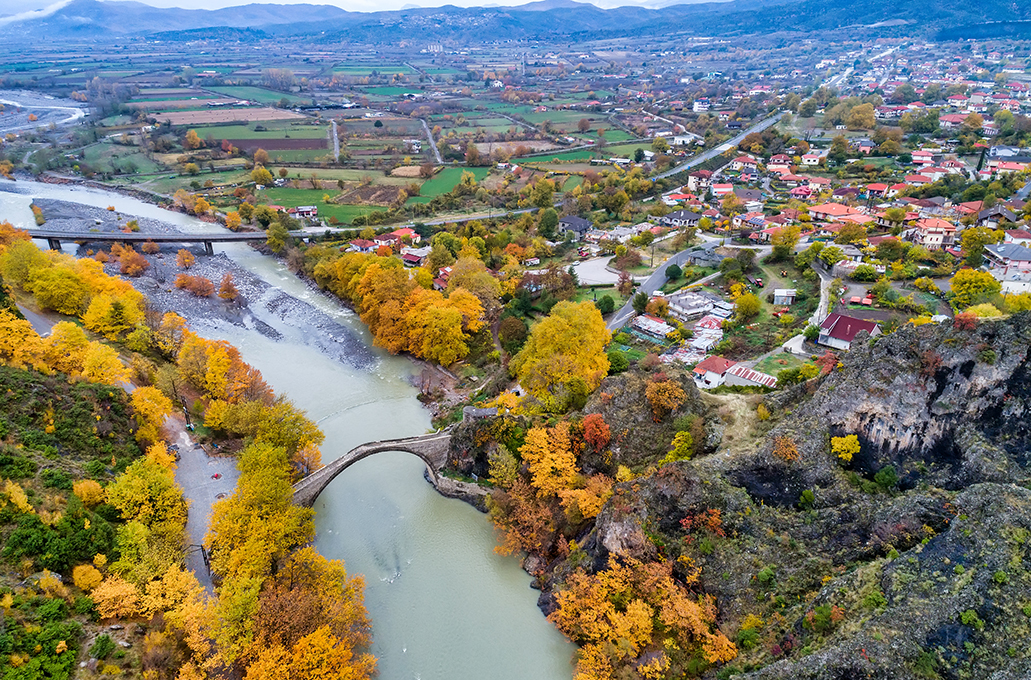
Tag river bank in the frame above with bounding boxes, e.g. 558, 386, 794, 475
3, 179, 576, 680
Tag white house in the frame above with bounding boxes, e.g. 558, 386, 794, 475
692, 356, 737, 388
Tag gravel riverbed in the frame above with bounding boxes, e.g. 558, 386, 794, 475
34, 198, 378, 370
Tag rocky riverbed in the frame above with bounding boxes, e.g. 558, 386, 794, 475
34, 198, 378, 371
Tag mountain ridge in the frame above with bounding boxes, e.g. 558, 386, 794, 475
0, 0, 1028, 41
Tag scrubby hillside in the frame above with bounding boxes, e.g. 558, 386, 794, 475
463, 313, 1031, 679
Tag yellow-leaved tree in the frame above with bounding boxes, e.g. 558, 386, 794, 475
511, 301, 610, 411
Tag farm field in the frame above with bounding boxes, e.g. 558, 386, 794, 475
419, 167, 490, 197
257, 187, 387, 224
205, 86, 310, 105
523, 149, 597, 162
153, 108, 308, 125
331, 64, 414, 76
189, 122, 328, 139
130, 98, 237, 110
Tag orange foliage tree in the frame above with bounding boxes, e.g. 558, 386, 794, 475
550, 556, 736, 679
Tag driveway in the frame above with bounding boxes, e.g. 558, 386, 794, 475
571, 257, 648, 286
169, 416, 239, 592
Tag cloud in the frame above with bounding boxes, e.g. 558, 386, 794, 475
0, 0, 73, 25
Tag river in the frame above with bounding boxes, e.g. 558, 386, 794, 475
0, 180, 574, 680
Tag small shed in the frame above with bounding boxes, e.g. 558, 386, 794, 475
773, 289, 797, 305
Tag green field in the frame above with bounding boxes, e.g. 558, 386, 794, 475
206, 86, 310, 106
420, 167, 490, 197
332, 64, 414, 76
265, 150, 337, 163
359, 86, 422, 96
81, 143, 163, 175
753, 353, 805, 377
524, 149, 598, 162
258, 187, 386, 224
189, 122, 328, 139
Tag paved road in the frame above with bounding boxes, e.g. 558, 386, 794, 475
809, 262, 835, 327
330, 121, 340, 161
654, 112, 784, 180
421, 118, 443, 165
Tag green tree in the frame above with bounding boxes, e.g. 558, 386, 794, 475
960, 226, 1003, 267
632, 292, 649, 315
538, 208, 559, 239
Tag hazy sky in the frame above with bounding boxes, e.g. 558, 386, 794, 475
3, 0, 670, 15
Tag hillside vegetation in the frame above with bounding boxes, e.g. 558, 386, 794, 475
454, 313, 1031, 679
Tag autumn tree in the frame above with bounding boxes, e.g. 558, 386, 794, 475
119, 246, 150, 276
254, 149, 270, 165
176, 249, 196, 269
130, 386, 173, 445
520, 424, 578, 499
218, 273, 240, 302
960, 226, 1003, 267
582, 413, 611, 453
225, 211, 242, 231
950, 268, 1001, 309
645, 378, 686, 421
511, 301, 610, 411
251, 166, 274, 186
184, 130, 202, 150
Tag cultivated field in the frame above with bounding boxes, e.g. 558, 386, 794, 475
153, 108, 308, 125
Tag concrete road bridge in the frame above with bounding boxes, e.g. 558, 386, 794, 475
24, 229, 267, 256
292, 431, 455, 507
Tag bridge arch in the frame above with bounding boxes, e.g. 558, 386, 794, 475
292, 432, 452, 508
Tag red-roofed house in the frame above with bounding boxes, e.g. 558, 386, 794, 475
905, 174, 933, 185
810, 203, 861, 221
347, 239, 378, 254
906, 217, 957, 250
1005, 229, 1031, 246
767, 154, 792, 173
818, 313, 881, 350
711, 183, 734, 197
731, 156, 758, 172
693, 356, 737, 388
389, 227, 422, 244
866, 183, 889, 197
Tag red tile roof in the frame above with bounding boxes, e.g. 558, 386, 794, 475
819, 313, 879, 343
693, 355, 737, 375
726, 364, 777, 387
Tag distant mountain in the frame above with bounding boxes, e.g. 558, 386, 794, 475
1, 0, 1029, 42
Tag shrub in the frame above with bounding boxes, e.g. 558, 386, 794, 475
606, 350, 629, 374
596, 295, 615, 314
89, 634, 116, 660
72, 564, 103, 592
40, 469, 73, 490
874, 465, 898, 491
645, 379, 686, 421
831, 434, 860, 463
736, 627, 760, 650
772, 436, 799, 462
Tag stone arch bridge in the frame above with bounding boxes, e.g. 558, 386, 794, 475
292, 430, 455, 507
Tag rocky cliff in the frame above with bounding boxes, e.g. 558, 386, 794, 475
544, 313, 1031, 679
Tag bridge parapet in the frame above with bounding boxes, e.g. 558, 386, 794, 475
292, 431, 454, 508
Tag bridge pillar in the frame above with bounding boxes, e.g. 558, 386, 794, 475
203, 241, 214, 256
46, 238, 62, 251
